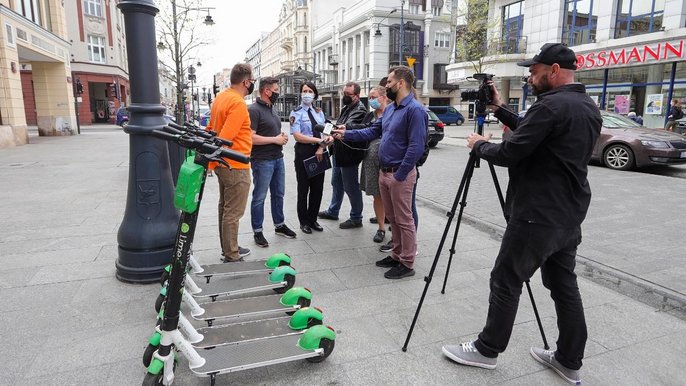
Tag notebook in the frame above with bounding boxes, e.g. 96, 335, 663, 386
303, 150, 332, 178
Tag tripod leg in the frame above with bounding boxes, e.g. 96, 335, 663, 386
440, 157, 477, 294
487, 161, 549, 350
402, 153, 478, 352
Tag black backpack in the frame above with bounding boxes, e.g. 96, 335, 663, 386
416, 126, 430, 167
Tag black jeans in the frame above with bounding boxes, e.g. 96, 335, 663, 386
294, 143, 325, 226
474, 220, 587, 370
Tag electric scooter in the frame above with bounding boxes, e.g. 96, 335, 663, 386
143, 128, 335, 386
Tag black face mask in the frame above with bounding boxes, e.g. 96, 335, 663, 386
386, 86, 398, 102
246, 81, 255, 95
342, 95, 353, 106
269, 91, 279, 104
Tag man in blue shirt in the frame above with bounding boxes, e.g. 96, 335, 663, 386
332, 66, 427, 279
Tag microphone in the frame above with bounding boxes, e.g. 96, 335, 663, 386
313, 123, 333, 136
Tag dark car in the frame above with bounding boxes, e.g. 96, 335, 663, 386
426, 108, 445, 148
116, 107, 129, 126
676, 117, 686, 134
427, 106, 465, 126
503, 109, 686, 170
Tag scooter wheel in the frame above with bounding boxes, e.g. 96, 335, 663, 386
143, 343, 157, 368
306, 338, 335, 363
142, 372, 164, 386
159, 270, 169, 286
273, 273, 296, 294
154, 294, 165, 313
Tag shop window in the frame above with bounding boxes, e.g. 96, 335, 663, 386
615, 0, 665, 39
562, 0, 598, 46
502, 1, 524, 53
83, 0, 103, 18
88, 35, 106, 63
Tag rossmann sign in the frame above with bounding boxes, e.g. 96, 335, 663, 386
576, 39, 684, 70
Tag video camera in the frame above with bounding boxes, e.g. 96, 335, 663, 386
460, 73, 495, 116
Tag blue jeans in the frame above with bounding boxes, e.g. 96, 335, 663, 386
325, 162, 363, 222
250, 158, 286, 232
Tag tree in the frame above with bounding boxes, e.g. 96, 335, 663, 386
453, 0, 497, 74
155, 0, 212, 124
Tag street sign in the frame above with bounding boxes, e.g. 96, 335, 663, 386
406, 56, 416, 67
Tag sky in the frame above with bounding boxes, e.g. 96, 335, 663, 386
189, 0, 285, 88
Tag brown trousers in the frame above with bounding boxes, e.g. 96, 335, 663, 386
215, 167, 251, 261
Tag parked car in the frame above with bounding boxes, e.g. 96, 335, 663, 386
199, 109, 210, 127
427, 106, 464, 126
426, 108, 445, 148
116, 106, 129, 126
503, 109, 686, 170
676, 116, 686, 134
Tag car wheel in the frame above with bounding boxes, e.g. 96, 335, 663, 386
603, 144, 634, 171
121, 119, 128, 127
456, 119, 464, 126
428, 139, 438, 148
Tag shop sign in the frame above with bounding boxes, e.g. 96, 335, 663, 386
576, 39, 684, 70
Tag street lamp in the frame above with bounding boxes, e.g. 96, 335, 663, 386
372, 9, 397, 37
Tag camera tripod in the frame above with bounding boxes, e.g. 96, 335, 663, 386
401, 130, 549, 352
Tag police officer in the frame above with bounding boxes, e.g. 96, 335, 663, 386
290, 82, 331, 234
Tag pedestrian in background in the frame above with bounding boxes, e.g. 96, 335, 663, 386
290, 82, 331, 234
248, 76, 297, 248
665, 99, 683, 131
207, 63, 255, 262
318, 82, 368, 229
332, 65, 427, 280
441, 43, 601, 385
627, 111, 643, 125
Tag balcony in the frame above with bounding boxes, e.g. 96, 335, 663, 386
281, 37, 294, 50
281, 59, 295, 72
328, 54, 339, 66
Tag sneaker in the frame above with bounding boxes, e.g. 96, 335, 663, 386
370, 217, 391, 224
384, 264, 415, 279
379, 239, 393, 253
375, 256, 399, 268
239, 246, 251, 258
530, 347, 581, 385
339, 219, 363, 229
373, 230, 385, 243
442, 341, 497, 370
318, 211, 338, 220
275, 225, 297, 239
221, 256, 244, 263
254, 232, 269, 248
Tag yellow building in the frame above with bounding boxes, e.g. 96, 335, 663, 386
0, 0, 75, 148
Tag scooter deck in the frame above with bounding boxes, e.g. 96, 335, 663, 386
193, 316, 296, 349
191, 334, 319, 376
192, 275, 284, 299
191, 294, 295, 323
196, 261, 273, 281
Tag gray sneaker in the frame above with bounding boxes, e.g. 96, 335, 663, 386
238, 246, 251, 258
530, 347, 581, 385
442, 341, 497, 369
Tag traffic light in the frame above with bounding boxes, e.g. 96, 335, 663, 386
213, 84, 219, 96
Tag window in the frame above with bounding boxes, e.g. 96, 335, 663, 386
432, 7, 442, 16
434, 31, 450, 48
433, 63, 449, 88
88, 35, 106, 63
615, 0, 665, 38
502, 1, 524, 53
15, 0, 42, 25
409, 0, 422, 14
431, 0, 444, 16
562, 0, 599, 46
83, 0, 103, 18
5, 24, 15, 47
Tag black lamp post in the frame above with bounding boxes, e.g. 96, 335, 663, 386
116, 0, 179, 283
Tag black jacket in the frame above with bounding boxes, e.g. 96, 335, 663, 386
475, 83, 602, 228
333, 101, 368, 166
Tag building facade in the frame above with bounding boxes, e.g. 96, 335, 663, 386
0, 0, 75, 147
65, 0, 129, 125
447, 0, 686, 128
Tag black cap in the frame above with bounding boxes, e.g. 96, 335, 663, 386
517, 43, 578, 70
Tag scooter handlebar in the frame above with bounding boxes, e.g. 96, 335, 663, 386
163, 124, 233, 148
152, 130, 249, 164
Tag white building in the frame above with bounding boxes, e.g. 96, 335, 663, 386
447, 0, 686, 128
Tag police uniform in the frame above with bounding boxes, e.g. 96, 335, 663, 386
289, 104, 326, 230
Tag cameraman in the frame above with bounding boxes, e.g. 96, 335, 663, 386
441, 43, 601, 385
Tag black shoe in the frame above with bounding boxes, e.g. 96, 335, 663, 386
318, 211, 339, 220
376, 256, 400, 268
384, 264, 415, 279
311, 221, 324, 232
254, 232, 269, 248
222, 256, 245, 263
275, 224, 297, 239
339, 219, 363, 229
300, 224, 312, 234
379, 239, 393, 253
370, 217, 391, 224
373, 230, 385, 243
239, 246, 251, 257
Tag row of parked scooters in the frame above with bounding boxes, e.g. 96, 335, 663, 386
142, 122, 336, 386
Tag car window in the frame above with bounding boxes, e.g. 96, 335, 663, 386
601, 112, 641, 128
426, 110, 439, 120
448, 107, 457, 113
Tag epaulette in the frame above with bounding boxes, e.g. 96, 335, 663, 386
293, 106, 302, 112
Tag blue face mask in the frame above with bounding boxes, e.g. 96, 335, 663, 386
301, 93, 314, 104
369, 98, 381, 110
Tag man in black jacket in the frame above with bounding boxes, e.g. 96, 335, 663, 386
318, 82, 368, 228
441, 43, 601, 385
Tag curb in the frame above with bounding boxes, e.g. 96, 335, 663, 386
416, 195, 686, 321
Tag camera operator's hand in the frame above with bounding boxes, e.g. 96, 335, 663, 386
331, 127, 345, 140
486, 81, 504, 111
467, 132, 492, 149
